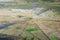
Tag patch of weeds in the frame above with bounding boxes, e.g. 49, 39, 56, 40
4, 27, 10, 30
50, 37, 58, 40
17, 15, 23, 18
55, 13, 60, 16
52, 7, 60, 12
0, 35, 9, 38
26, 28, 39, 33
26, 17, 33, 21
15, 25, 20, 29
39, 1, 50, 6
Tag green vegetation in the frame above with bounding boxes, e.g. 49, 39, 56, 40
50, 37, 58, 40
26, 0, 38, 3
52, 7, 60, 12
26, 28, 39, 32
28, 17, 33, 20
39, 1, 60, 14
0, 36, 9, 38
39, 1, 48, 5
17, 15, 23, 18
4, 27, 10, 30
15, 25, 20, 29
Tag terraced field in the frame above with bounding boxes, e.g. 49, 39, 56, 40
0, 1, 60, 40
0, 19, 50, 40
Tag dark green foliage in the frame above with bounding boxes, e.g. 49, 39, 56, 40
0, 35, 9, 38
17, 15, 23, 18
28, 18, 32, 20
31, 37, 34, 40
23, 37, 27, 40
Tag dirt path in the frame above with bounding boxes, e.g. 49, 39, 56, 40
34, 20, 60, 39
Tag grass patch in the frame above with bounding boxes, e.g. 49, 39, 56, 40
28, 17, 33, 20
26, 28, 39, 32
15, 25, 20, 29
39, 1, 51, 5
53, 7, 60, 12
0, 35, 9, 38
4, 27, 10, 30
17, 15, 24, 18
50, 37, 58, 40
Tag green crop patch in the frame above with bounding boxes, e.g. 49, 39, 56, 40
4, 27, 10, 30
26, 28, 39, 32
50, 37, 58, 40
15, 25, 20, 29
0, 36, 9, 38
